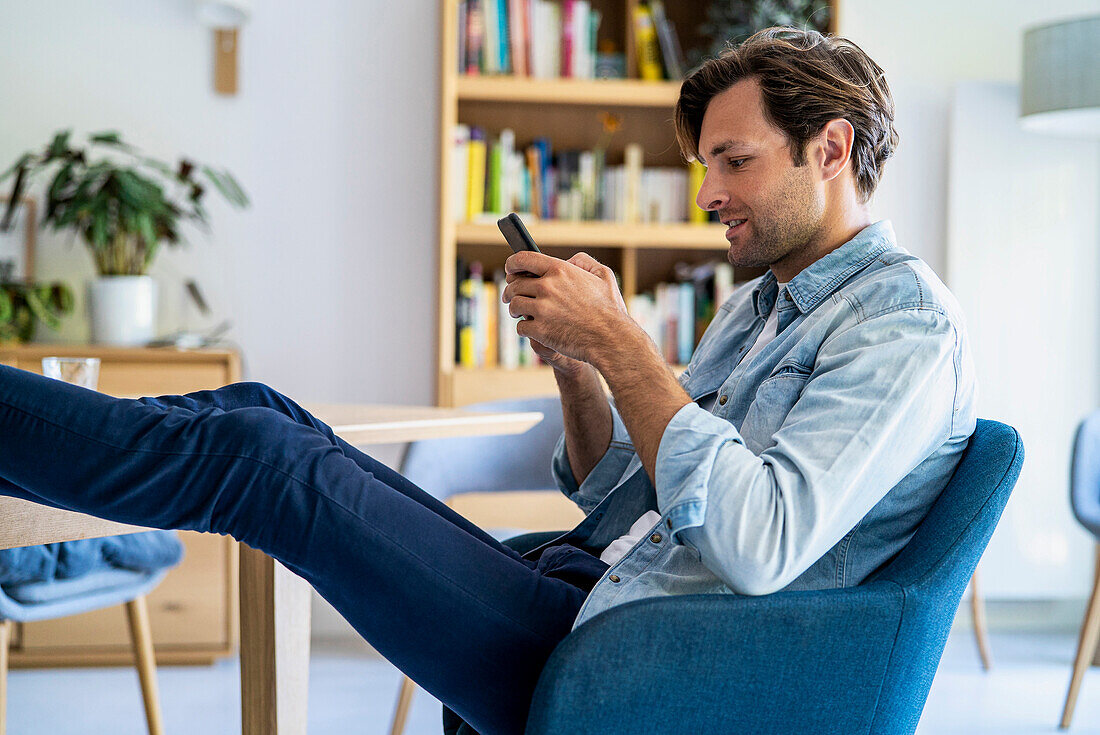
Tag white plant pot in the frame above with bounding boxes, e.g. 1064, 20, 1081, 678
88, 276, 158, 346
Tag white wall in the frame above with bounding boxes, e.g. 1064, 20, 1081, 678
840, 0, 1099, 275
947, 82, 1099, 599
0, 0, 439, 408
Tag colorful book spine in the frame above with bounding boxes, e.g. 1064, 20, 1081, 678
483, 278, 498, 367
457, 265, 479, 367
649, 0, 683, 80
496, 0, 511, 73
483, 0, 500, 74
632, 4, 664, 81
623, 143, 643, 223
508, 0, 528, 76
465, 0, 484, 75
465, 128, 487, 220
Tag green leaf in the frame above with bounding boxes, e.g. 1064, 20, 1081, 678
0, 289, 12, 323
46, 130, 73, 159
24, 288, 60, 330
89, 131, 133, 152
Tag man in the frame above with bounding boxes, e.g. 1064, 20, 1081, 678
0, 27, 972, 735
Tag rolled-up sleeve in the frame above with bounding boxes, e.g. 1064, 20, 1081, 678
654, 307, 961, 596
552, 395, 637, 513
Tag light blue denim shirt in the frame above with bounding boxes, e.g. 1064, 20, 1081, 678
544, 220, 977, 629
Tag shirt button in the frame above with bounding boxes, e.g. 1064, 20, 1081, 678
718, 394, 728, 405
608, 574, 621, 583
650, 533, 662, 544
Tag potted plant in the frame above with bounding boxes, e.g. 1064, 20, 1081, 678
0, 131, 248, 345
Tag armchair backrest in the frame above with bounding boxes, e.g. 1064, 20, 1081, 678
1070, 410, 1100, 539
399, 396, 564, 500
866, 418, 1024, 733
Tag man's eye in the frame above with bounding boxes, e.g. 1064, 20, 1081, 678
728, 158, 747, 169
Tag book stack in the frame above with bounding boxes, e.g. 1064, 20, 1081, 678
627, 261, 737, 365
459, 0, 601, 79
452, 126, 711, 224
456, 259, 541, 369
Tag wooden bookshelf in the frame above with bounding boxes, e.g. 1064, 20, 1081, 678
436, 0, 837, 407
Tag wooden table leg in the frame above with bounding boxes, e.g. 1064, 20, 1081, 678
239, 545, 312, 735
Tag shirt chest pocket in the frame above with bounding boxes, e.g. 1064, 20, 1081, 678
739, 362, 812, 454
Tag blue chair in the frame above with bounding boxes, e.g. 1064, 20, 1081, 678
1060, 410, 1100, 729
441, 418, 1023, 735
388, 396, 585, 735
0, 534, 180, 735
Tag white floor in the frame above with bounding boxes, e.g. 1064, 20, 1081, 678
7, 630, 1100, 734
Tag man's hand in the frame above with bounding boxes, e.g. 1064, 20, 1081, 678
501, 251, 634, 371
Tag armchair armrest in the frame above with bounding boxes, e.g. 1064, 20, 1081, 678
525, 582, 909, 735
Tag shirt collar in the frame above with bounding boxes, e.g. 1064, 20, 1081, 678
752, 220, 898, 317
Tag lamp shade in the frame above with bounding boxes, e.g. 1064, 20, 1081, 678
196, 0, 252, 28
1020, 15, 1100, 137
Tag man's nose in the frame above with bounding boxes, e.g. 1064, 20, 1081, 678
696, 170, 728, 211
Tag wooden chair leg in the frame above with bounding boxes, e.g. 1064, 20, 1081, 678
1062, 547, 1100, 729
970, 567, 992, 670
0, 620, 12, 735
125, 597, 165, 735
389, 675, 418, 735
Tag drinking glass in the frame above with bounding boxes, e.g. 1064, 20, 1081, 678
41, 357, 101, 391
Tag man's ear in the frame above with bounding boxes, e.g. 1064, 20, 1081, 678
817, 118, 855, 184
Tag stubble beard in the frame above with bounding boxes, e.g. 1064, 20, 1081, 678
725, 167, 824, 272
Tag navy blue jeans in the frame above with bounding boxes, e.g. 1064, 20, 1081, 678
0, 365, 608, 735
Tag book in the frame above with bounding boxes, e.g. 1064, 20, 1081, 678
508, 0, 528, 76
483, 278, 498, 367
632, 4, 663, 81
496, 269, 520, 369
483, 0, 500, 73
649, 0, 684, 80
457, 262, 479, 367
561, 0, 575, 77
623, 143, 643, 223
465, 0, 485, 74
496, 0, 511, 73
465, 128, 487, 220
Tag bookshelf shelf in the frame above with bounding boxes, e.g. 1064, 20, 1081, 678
456, 220, 729, 249
457, 75, 682, 106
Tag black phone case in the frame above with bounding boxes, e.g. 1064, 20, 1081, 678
497, 213, 541, 253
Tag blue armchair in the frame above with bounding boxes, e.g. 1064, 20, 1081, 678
443, 418, 1024, 735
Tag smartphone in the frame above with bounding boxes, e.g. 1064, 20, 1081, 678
497, 213, 542, 254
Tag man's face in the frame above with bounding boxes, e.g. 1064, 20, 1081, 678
695, 78, 826, 272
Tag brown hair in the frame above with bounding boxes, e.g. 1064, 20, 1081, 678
674, 27, 898, 203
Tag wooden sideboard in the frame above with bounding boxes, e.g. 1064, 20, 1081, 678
0, 344, 241, 667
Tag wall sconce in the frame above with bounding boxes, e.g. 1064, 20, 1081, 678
196, 0, 252, 96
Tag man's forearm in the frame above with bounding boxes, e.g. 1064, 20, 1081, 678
554, 363, 612, 486
593, 326, 692, 484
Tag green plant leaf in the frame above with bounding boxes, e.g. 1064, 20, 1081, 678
24, 288, 60, 330
46, 130, 73, 159
0, 289, 12, 323
89, 131, 134, 152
